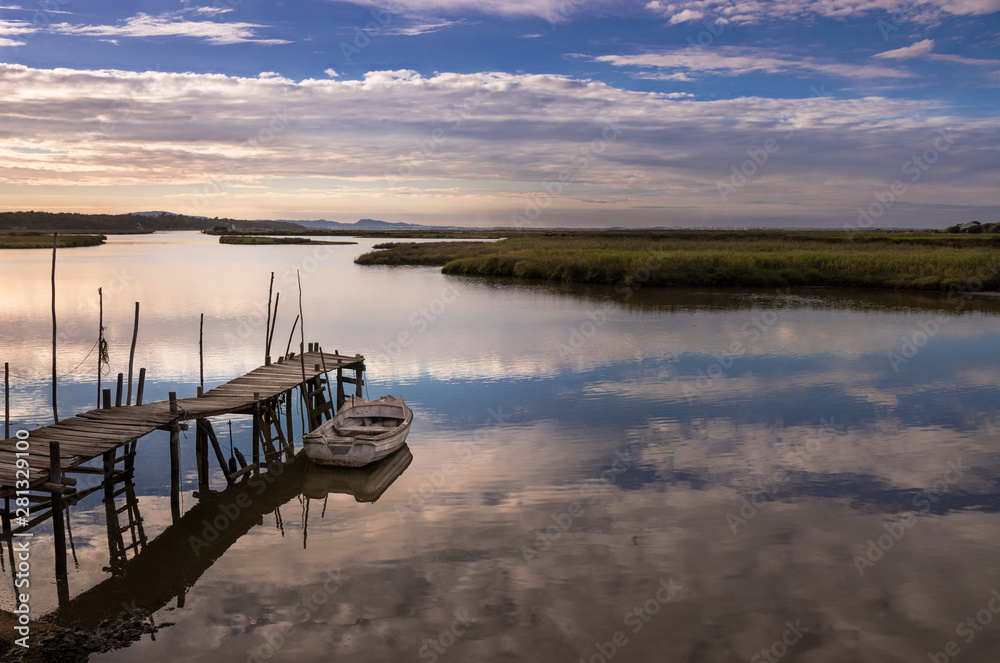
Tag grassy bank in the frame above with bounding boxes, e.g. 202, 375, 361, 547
0, 233, 106, 249
208, 228, 507, 239
355, 230, 1000, 291
220, 236, 357, 245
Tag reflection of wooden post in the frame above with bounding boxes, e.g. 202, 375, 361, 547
169, 427, 180, 523
49, 441, 68, 604
126, 302, 139, 405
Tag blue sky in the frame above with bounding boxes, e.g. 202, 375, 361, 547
1, 0, 998, 227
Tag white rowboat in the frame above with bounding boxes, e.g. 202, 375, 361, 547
302, 395, 412, 467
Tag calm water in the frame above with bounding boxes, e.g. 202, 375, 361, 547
1, 232, 999, 662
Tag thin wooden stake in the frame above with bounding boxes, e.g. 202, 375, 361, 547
51, 233, 58, 424
4, 362, 8, 440
284, 314, 300, 360
97, 287, 103, 410
296, 271, 310, 429
267, 293, 280, 361
265, 272, 274, 361
199, 313, 205, 390
115, 373, 123, 407
126, 302, 139, 406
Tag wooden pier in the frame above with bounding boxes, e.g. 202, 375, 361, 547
0, 349, 365, 507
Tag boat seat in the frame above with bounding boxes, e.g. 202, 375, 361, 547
335, 425, 398, 435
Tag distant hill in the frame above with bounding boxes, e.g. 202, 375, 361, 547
289, 218, 442, 231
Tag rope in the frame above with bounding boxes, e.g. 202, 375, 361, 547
5, 338, 102, 380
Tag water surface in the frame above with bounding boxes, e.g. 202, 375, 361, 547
1, 232, 998, 662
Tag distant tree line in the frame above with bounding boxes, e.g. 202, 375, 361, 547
0, 211, 307, 233
945, 220, 1000, 234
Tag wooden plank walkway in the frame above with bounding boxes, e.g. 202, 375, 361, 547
0, 351, 363, 498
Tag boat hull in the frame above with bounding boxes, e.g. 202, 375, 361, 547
302, 395, 412, 467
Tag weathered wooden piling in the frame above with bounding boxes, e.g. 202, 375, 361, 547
136, 368, 145, 406
51, 233, 58, 424
169, 426, 181, 522
115, 373, 124, 407
3, 362, 8, 440
49, 441, 68, 602
126, 302, 139, 406
199, 313, 205, 391
97, 288, 103, 409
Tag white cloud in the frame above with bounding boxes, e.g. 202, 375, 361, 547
325, 68, 340, 77
668, 9, 705, 23
49, 13, 290, 45
645, 0, 1000, 24
326, 0, 615, 22
382, 18, 465, 35
0, 63, 997, 225
0, 36, 24, 46
875, 39, 935, 59
595, 48, 916, 80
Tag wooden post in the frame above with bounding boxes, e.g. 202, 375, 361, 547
126, 302, 139, 405
51, 233, 58, 424
197, 385, 204, 398
136, 368, 146, 406
199, 313, 204, 391
284, 314, 299, 359
319, 348, 336, 421
267, 293, 280, 362
197, 419, 234, 487
252, 393, 261, 474
285, 390, 294, 456
49, 441, 68, 594
195, 419, 209, 495
336, 367, 345, 410
356, 361, 365, 397
169, 427, 180, 523
3, 362, 8, 440
265, 272, 274, 362
102, 389, 112, 410
296, 272, 310, 429
97, 287, 103, 409
169, 391, 178, 414
115, 373, 124, 407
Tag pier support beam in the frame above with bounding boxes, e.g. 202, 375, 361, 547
169, 426, 181, 523
49, 441, 69, 606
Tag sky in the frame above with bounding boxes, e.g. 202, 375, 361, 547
0, 0, 998, 228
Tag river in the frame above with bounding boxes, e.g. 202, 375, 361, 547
1, 231, 998, 662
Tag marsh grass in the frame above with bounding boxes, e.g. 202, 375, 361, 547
355, 231, 1000, 291
0, 233, 106, 249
